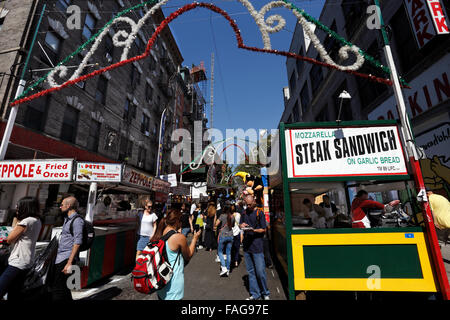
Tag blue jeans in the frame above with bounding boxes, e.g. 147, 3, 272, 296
181, 228, 191, 237
0, 265, 27, 299
244, 252, 270, 299
218, 236, 233, 270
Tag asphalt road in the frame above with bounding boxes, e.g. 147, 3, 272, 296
72, 243, 287, 301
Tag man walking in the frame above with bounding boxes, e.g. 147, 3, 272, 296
51, 196, 84, 300
240, 195, 270, 300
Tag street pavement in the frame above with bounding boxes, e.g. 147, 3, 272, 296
72, 243, 287, 301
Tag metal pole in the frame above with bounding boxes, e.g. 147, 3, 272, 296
85, 182, 97, 223
374, 0, 450, 300
0, 4, 46, 160
156, 108, 167, 177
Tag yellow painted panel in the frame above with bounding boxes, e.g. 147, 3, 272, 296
291, 232, 438, 292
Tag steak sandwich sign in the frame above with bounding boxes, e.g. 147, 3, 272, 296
285, 125, 408, 179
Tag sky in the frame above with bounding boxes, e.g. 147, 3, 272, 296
161, 0, 326, 162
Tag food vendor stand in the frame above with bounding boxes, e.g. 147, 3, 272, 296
272, 120, 450, 300
77, 164, 167, 288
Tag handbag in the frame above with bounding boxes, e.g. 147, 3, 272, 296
20, 235, 59, 294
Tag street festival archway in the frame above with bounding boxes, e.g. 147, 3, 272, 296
7, 0, 411, 181
10, 0, 409, 109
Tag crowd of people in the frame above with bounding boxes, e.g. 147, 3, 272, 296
136, 193, 273, 300
0, 189, 274, 301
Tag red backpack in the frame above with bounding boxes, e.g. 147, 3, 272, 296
131, 230, 181, 294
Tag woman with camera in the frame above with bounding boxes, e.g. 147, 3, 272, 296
150, 209, 201, 300
0, 197, 42, 300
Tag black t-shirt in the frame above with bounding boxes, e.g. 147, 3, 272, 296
242, 208, 267, 254
180, 211, 191, 229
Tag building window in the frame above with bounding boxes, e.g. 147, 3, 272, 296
130, 64, 141, 89
300, 83, 310, 115
44, 30, 62, 65
123, 99, 136, 120
138, 147, 146, 168
135, 36, 143, 53
316, 105, 329, 122
75, 55, 87, 89
341, 0, 365, 39
60, 105, 79, 143
357, 41, 388, 107
324, 21, 339, 62
104, 35, 114, 61
390, 6, 422, 74
310, 61, 324, 95
289, 72, 296, 94
145, 82, 153, 102
141, 114, 150, 134
56, 0, 71, 13
24, 102, 46, 131
87, 121, 101, 152
292, 101, 300, 122
119, 136, 133, 161
296, 46, 304, 77
82, 13, 96, 40
95, 76, 108, 105
111, 2, 118, 20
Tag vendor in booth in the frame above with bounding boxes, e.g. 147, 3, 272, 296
93, 196, 112, 217
351, 190, 385, 228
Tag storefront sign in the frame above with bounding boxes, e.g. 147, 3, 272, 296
171, 183, 191, 196
122, 166, 153, 190
0, 159, 73, 182
369, 54, 450, 121
160, 173, 177, 187
152, 178, 171, 193
404, 0, 449, 49
426, 0, 450, 34
76, 162, 122, 182
285, 125, 408, 178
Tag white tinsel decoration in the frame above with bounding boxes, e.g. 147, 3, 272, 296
47, 0, 365, 89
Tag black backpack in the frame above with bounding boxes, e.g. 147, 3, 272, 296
69, 215, 95, 251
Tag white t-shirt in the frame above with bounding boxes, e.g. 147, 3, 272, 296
232, 212, 241, 236
139, 213, 158, 237
8, 217, 42, 270
190, 203, 197, 215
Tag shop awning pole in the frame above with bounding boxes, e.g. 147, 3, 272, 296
86, 182, 98, 223
0, 4, 46, 160
374, 0, 450, 300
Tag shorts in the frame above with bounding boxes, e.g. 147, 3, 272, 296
137, 235, 150, 251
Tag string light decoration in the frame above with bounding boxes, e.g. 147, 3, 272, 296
10, 0, 409, 108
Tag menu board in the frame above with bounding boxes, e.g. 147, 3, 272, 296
0, 159, 73, 182
76, 162, 122, 182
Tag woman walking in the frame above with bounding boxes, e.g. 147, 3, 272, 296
151, 209, 201, 300
136, 198, 158, 260
0, 197, 42, 300
204, 202, 217, 251
215, 205, 235, 277
231, 204, 242, 268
